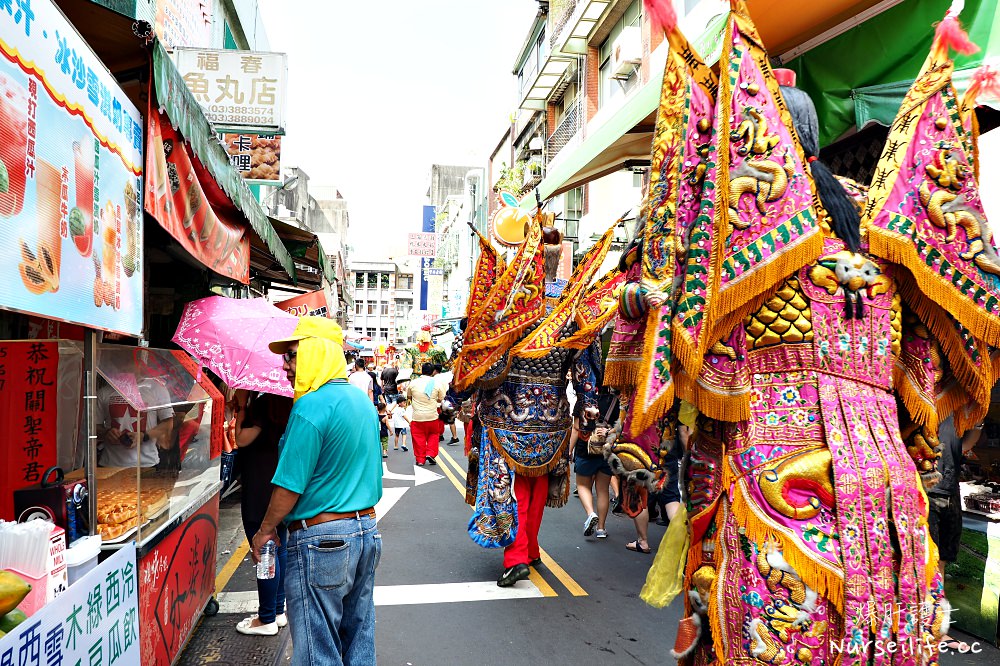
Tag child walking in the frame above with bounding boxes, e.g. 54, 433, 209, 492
377, 402, 390, 459
389, 398, 411, 451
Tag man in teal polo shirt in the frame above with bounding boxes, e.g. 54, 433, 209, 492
252, 316, 383, 666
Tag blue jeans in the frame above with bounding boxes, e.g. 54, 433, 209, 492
242, 514, 287, 624
284, 514, 381, 666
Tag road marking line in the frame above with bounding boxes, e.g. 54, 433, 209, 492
539, 549, 587, 597
373, 580, 543, 606
437, 446, 587, 598
528, 567, 557, 597
436, 448, 466, 478
433, 454, 468, 495
375, 486, 408, 523
216, 539, 250, 595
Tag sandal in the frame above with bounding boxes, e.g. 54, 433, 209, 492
940, 636, 971, 653
625, 540, 651, 554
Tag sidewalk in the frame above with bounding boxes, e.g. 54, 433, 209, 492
177, 491, 293, 665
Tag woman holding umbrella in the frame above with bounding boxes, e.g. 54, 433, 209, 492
233, 389, 294, 636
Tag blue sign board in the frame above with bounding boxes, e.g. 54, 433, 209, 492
420, 205, 435, 311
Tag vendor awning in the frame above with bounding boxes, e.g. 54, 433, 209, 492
788, 0, 999, 146
255, 218, 336, 289
151, 42, 296, 282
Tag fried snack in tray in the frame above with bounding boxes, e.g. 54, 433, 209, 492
97, 515, 141, 541
95, 471, 175, 540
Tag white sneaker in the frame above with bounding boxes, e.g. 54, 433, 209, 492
236, 615, 278, 636
595, 529, 608, 539
276, 613, 287, 628
583, 512, 599, 537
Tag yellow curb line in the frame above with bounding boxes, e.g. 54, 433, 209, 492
216, 538, 250, 594
437, 448, 587, 598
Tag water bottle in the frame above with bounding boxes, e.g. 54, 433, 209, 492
257, 540, 276, 579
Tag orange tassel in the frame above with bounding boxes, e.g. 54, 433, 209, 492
643, 0, 678, 35
933, 14, 980, 58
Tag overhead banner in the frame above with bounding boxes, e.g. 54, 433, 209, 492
0, 0, 144, 336
276, 290, 329, 317
146, 110, 251, 283
220, 132, 280, 181
0, 543, 140, 666
174, 47, 287, 132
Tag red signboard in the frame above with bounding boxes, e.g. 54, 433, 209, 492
276, 290, 330, 318
145, 110, 251, 283
0, 340, 59, 520
139, 495, 218, 665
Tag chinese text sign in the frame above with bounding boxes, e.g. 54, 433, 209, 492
0, 340, 59, 521
220, 133, 281, 181
0, 0, 144, 336
0, 543, 140, 666
408, 233, 436, 257
173, 48, 287, 131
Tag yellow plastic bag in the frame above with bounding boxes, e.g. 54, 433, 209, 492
640, 504, 690, 608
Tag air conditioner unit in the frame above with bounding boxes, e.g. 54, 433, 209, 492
610, 26, 642, 78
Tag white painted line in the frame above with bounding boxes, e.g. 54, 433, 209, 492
412, 465, 444, 486
373, 580, 544, 606
219, 579, 545, 614
217, 590, 260, 615
375, 486, 407, 524
381, 462, 443, 486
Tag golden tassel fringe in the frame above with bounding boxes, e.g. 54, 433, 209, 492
892, 364, 939, 431
871, 229, 1000, 364
675, 370, 751, 423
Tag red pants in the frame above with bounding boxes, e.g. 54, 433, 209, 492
411, 419, 440, 464
503, 473, 547, 568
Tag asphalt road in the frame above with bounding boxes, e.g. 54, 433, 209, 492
182, 421, 1000, 665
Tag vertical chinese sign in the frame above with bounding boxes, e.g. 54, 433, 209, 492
0, 543, 141, 665
0, 0, 144, 336
172, 48, 287, 133
0, 341, 59, 521
138, 498, 218, 665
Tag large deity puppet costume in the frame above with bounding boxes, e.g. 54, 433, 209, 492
608, 2, 1000, 664
452, 214, 624, 587
401, 324, 449, 378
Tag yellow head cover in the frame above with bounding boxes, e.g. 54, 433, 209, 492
269, 316, 348, 401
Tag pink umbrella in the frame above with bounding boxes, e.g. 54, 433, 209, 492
172, 296, 298, 397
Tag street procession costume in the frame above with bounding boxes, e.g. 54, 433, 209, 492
452, 216, 624, 583
612, 2, 1000, 664
401, 325, 449, 377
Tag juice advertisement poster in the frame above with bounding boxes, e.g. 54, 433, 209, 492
0, 0, 144, 337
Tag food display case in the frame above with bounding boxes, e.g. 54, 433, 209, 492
65, 344, 222, 553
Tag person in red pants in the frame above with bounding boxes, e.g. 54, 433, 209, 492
405, 362, 445, 466
453, 225, 606, 588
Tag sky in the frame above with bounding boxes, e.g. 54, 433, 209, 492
258, 0, 540, 260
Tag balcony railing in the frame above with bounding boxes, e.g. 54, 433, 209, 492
546, 99, 583, 163
549, 0, 579, 48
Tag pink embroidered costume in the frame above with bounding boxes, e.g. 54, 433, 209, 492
619, 2, 1000, 665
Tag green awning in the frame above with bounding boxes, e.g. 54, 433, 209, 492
788, 0, 999, 146
537, 11, 728, 200
151, 41, 297, 281
854, 67, 1000, 130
